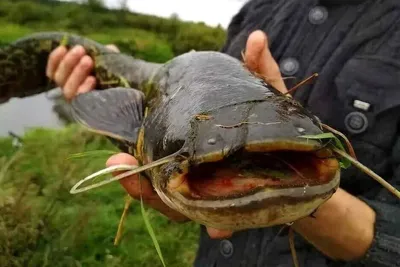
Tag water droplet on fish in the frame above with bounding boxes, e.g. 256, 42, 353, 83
302, 184, 309, 195
163, 135, 168, 149
249, 113, 258, 118
297, 127, 306, 133
207, 138, 217, 145
265, 92, 274, 97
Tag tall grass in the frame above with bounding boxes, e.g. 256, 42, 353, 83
0, 125, 199, 267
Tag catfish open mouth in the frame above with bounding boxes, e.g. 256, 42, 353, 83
167, 143, 340, 201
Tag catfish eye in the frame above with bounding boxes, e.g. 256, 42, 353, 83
296, 127, 306, 134
207, 138, 217, 145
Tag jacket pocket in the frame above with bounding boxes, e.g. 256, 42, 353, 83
333, 55, 400, 150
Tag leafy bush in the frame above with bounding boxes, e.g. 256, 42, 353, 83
6, 1, 53, 25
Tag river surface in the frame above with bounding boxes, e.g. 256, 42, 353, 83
0, 89, 68, 138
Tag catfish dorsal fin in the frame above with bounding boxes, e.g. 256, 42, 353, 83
71, 87, 145, 144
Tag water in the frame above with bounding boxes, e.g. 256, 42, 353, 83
0, 89, 69, 138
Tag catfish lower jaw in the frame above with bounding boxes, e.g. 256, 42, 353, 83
163, 141, 341, 230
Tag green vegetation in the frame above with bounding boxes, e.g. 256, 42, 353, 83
0, 1, 228, 266
0, 0, 227, 62
0, 125, 199, 267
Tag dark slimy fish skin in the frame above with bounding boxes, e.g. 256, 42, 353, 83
142, 51, 323, 161
0, 32, 340, 230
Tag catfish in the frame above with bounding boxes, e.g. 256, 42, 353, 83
1, 32, 398, 232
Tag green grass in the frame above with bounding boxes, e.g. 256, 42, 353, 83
0, 21, 175, 63
0, 22, 32, 44
0, 125, 199, 267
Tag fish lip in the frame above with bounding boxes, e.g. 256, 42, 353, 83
159, 138, 340, 229
167, 169, 340, 209
190, 137, 324, 164
165, 138, 338, 207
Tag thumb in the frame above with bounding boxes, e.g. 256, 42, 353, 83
106, 153, 156, 199
244, 30, 287, 93
106, 153, 189, 222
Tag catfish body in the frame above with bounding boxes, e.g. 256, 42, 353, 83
1, 32, 341, 230
124, 52, 340, 229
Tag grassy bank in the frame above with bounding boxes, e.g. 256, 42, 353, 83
0, 125, 199, 267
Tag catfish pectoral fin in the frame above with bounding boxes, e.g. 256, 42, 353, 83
70, 87, 145, 144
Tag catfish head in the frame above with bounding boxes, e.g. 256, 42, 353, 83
152, 95, 340, 230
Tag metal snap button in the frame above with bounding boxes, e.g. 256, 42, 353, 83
344, 111, 368, 134
309, 6, 328, 25
219, 239, 234, 258
279, 58, 299, 76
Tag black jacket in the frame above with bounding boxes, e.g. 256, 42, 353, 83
193, 0, 400, 266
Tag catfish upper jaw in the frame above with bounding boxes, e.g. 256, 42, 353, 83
188, 97, 325, 160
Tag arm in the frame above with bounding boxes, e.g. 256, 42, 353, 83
292, 188, 376, 261
293, 169, 400, 265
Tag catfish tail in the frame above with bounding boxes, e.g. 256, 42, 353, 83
0, 31, 162, 103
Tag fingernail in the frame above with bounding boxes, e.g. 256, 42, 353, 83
80, 56, 93, 68
71, 45, 84, 54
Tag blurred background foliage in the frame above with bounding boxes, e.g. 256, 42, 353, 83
0, 0, 228, 266
0, 0, 227, 62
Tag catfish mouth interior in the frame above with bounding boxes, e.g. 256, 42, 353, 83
168, 144, 340, 201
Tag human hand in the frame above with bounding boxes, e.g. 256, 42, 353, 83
243, 30, 287, 94
107, 30, 287, 239
106, 153, 190, 222
46, 44, 119, 100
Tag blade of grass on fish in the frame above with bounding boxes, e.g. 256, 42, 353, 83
300, 132, 400, 199
67, 150, 118, 160
139, 176, 166, 267
114, 193, 133, 246
332, 147, 400, 199
299, 132, 351, 168
70, 155, 176, 194
321, 123, 356, 160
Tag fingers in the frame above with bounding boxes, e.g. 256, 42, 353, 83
46, 43, 120, 100
46, 45, 96, 100
53, 46, 86, 88
63, 55, 95, 99
106, 153, 189, 222
206, 227, 233, 239
46, 46, 67, 79
245, 30, 287, 93
77, 76, 97, 95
